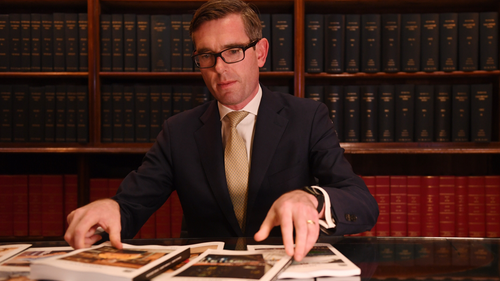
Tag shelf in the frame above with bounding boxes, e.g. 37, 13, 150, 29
305, 70, 500, 80
0, 72, 89, 78
2, 142, 500, 154
99, 71, 294, 79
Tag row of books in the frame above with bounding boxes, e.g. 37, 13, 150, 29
305, 83, 493, 142
0, 13, 88, 72
101, 84, 212, 143
0, 84, 89, 143
0, 175, 184, 239
306, 12, 498, 73
100, 13, 293, 72
357, 175, 500, 238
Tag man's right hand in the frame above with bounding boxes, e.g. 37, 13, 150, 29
64, 198, 122, 249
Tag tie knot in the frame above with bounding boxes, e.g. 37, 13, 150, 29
226, 111, 249, 127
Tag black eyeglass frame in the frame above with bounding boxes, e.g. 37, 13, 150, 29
191, 39, 261, 69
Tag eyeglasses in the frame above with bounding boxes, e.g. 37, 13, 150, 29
192, 39, 261, 69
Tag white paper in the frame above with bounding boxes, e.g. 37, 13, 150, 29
0, 245, 31, 264
0, 246, 73, 272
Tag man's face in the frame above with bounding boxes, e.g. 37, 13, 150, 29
192, 13, 268, 110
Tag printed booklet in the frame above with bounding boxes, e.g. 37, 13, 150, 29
247, 243, 360, 279
29, 242, 190, 281
0, 245, 31, 264
0, 246, 73, 272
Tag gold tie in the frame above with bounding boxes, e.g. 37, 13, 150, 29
224, 111, 250, 232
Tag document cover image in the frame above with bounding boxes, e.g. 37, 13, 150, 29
0, 246, 73, 272
0, 245, 31, 264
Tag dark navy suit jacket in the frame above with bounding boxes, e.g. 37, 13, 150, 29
113, 85, 379, 238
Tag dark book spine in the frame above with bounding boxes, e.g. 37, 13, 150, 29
41, 14, 53, 72
434, 85, 451, 142
172, 86, 183, 116
451, 84, 470, 142
171, 15, 183, 72
458, 12, 479, 71
150, 85, 162, 142
136, 15, 150, 72
272, 14, 294, 71
0, 86, 12, 142
30, 14, 42, 72
360, 85, 378, 142
325, 85, 343, 141
123, 14, 137, 72
161, 85, 172, 122
381, 14, 401, 73
180, 86, 193, 112
401, 14, 421, 72
344, 85, 360, 142
414, 84, 434, 142
9, 14, 21, 72
479, 12, 498, 70
78, 13, 88, 72
135, 85, 150, 142
305, 14, 324, 73
182, 14, 193, 72
112, 84, 124, 142
65, 13, 78, 72
28, 87, 44, 142
100, 14, 112, 72
395, 84, 414, 142
12, 85, 29, 142
440, 13, 458, 71
100, 85, 113, 142
123, 86, 135, 142
44, 85, 56, 142
193, 86, 210, 107
378, 85, 395, 142
76, 85, 88, 143
345, 14, 361, 73
111, 14, 124, 72
0, 15, 9, 71
53, 13, 66, 71
421, 13, 439, 72
65, 85, 77, 142
470, 84, 492, 142
20, 14, 30, 72
259, 14, 271, 72
324, 14, 344, 73
305, 85, 324, 102
151, 15, 171, 72
361, 14, 381, 73
55, 85, 66, 142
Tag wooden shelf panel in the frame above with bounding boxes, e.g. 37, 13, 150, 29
99, 71, 294, 79
305, 70, 500, 80
0, 72, 89, 78
2, 142, 500, 154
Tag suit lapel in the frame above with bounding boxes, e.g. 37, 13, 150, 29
246, 87, 288, 224
195, 101, 243, 236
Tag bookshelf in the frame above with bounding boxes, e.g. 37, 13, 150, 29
0, 0, 499, 241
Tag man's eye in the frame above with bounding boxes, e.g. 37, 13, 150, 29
199, 54, 212, 60
228, 49, 240, 55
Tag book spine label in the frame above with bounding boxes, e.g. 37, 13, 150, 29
401, 14, 421, 72
325, 85, 343, 141
421, 176, 439, 237
65, 13, 79, 72
100, 14, 112, 72
361, 14, 381, 73
124, 14, 137, 72
55, 85, 66, 142
360, 85, 377, 142
381, 14, 400, 72
44, 86, 55, 142
458, 12, 479, 71
272, 14, 294, 71
170, 15, 183, 72
390, 176, 407, 236
53, 13, 66, 71
137, 15, 150, 72
440, 13, 458, 71
12, 85, 29, 142
149, 85, 162, 142
395, 84, 414, 142
0, 15, 9, 71
31, 14, 42, 72
434, 85, 452, 142
9, 14, 21, 72
305, 14, 324, 73
479, 12, 498, 70
112, 84, 124, 142
135, 85, 150, 142
470, 84, 492, 142
29, 87, 45, 142
0, 86, 13, 142
20, 14, 30, 71
123, 86, 135, 142
485, 176, 500, 237
451, 85, 470, 142
151, 15, 171, 72
344, 85, 360, 142
259, 14, 271, 72
375, 176, 390, 236
112, 14, 124, 72
455, 176, 469, 237
41, 14, 53, 72
324, 14, 344, 73
421, 13, 439, 71
468, 176, 486, 237
439, 176, 456, 237
76, 86, 88, 143
407, 176, 421, 237
414, 85, 434, 142
101, 85, 113, 142
78, 13, 88, 71
378, 85, 395, 142
182, 14, 194, 72
65, 85, 77, 142
345, 14, 360, 72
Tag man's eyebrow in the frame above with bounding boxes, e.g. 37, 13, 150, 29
196, 42, 248, 54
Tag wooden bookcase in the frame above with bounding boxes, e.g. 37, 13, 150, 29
1, 0, 500, 241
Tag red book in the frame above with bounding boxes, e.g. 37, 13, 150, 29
0, 175, 14, 237
89, 178, 109, 202
375, 176, 390, 236
455, 176, 469, 237
140, 213, 156, 239
406, 176, 421, 237
361, 176, 376, 236
156, 197, 172, 238
13, 175, 28, 237
485, 176, 500, 238
42, 175, 64, 237
64, 175, 78, 231
108, 178, 122, 197
390, 176, 407, 236
421, 176, 439, 237
439, 176, 455, 237
28, 175, 43, 237
170, 191, 183, 238
468, 176, 486, 237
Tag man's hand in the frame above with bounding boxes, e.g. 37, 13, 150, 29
254, 190, 325, 261
64, 199, 122, 250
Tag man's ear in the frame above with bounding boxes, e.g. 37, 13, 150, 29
256, 38, 269, 68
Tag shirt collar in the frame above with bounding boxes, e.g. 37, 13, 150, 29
218, 85, 262, 120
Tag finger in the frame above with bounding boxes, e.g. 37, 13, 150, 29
280, 212, 295, 257
254, 211, 277, 242
67, 210, 75, 225
108, 226, 123, 249
292, 218, 308, 261
84, 234, 103, 248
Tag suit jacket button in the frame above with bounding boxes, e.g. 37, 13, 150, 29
345, 214, 357, 222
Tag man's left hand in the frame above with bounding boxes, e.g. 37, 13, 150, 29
254, 189, 324, 261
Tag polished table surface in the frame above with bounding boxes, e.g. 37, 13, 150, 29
2, 236, 499, 280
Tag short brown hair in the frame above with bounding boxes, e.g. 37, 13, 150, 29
190, 0, 262, 47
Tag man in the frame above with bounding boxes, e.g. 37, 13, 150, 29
65, 0, 378, 262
